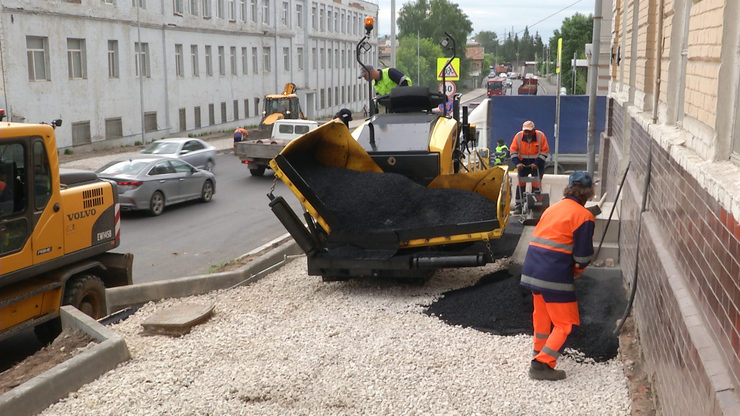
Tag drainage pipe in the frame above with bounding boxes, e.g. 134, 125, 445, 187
594, 161, 630, 259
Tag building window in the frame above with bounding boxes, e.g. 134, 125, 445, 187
263, 47, 271, 72
254, 97, 260, 116
244, 99, 250, 118
327, 87, 332, 107
341, 49, 345, 68
132, 0, 147, 8
205, 45, 213, 76
250, 0, 257, 22
220, 102, 227, 123
320, 48, 325, 69
312, 4, 317, 30
72, 121, 92, 146
179, 108, 187, 131
283, 47, 290, 71
240, 0, 247, 21
191, 45, 200, 76
144, 112, 157, 132
282, 1, 289, 26
297, 47, 303, 70
263, 0, 270, 24
202, 0, 212, 18
328, 10, 332, 32
328, 47, 332, 68
174, 0, 184, 14
175, 44, 184, 77
320, 6, 325, 31
190, 0, 199, 15
27, 36, 50, 81
105, 117, 123, 139
67, 38, 87, 79
217, 0, 224, 18
230, 46, 237, 75
335, 86, 339, 106
241, 47, 248, 74
108, 40, 119, 78
135, 42, 150, 78
320, 89, 325, 108
233, 100, 239, 120
312, 47, 317, 70
252, 47, 258, 73
208, 103, 215, 124
194, 106, 201, 128
218, 46, 225, 75
296, 4, 303, 28
228, 0, 235, 20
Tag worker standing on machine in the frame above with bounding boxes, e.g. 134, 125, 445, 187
510, 120, 549, 214
358, 65, 412, 96
520, 171, 596, 381
492, 139, 510, 166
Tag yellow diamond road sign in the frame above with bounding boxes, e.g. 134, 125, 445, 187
436, 58, 460, 81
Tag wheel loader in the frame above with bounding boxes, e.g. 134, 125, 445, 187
0, 112, 132, 343
266, 23, 511, 282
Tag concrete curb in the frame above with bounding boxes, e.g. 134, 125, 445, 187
106, 234, 302, 313
0, 306, 131, 416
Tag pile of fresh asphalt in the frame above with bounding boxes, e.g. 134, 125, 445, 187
300, 165, 497, 234
426, 221, 627, 362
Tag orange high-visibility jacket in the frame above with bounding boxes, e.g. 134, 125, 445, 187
520, 196, 595, 302
510, 130, 549, 165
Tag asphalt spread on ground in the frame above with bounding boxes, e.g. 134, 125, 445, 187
426, 221, 626, 362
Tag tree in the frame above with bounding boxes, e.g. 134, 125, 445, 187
474, 31, 499, 55
396, 35, 445, 90
397, 0, 473, 81
549, 13, 593, 94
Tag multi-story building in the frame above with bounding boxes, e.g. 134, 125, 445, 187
0, 0, 378, 149
605, 1, 740, 414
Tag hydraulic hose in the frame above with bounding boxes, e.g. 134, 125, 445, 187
614, 142, 652, 335
594, 161, 630, 259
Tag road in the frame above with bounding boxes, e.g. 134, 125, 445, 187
116, 152, 304, 284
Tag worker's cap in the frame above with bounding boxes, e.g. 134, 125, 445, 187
522, 120, 535, 131
568, 171, 593, 188
358, 65, 374, 78
334, 108, 353, 122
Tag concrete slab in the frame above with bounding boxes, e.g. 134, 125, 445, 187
141, 302, 215, 336
0, 306, 130, 416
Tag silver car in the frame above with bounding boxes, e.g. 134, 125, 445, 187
96, 156, 216, 216
140, 138, 217, 172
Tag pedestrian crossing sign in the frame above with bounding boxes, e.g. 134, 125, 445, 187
436, 58, 460, 81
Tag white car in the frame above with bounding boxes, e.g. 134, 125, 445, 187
141, 138, 217, 172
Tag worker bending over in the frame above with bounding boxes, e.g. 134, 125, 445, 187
358, 65, 412, 96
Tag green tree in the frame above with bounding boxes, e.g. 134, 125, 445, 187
549, 13, 593, 94
396, 35, 445, 90
397, 0, 473, 82
474, 31, 499, 55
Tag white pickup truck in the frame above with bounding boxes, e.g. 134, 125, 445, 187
235, 119, 319, 176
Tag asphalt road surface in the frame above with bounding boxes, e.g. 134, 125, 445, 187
116, 152, 304, 284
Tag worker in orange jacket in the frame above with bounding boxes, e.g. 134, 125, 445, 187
510, 120, 549, 214
520, 171, 595, 381
233, 127, 249, 151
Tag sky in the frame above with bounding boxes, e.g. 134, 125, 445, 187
373, 0, 596, 43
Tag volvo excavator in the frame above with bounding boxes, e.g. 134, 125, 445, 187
267, 20, 511, 282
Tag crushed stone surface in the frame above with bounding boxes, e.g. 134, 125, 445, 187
40, 257, 630, 416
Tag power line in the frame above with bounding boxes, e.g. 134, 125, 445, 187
514, 0, 586, 35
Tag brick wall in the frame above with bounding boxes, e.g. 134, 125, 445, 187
634, 0, 656, 94
606, 100, 740, 416
659, 2, 674, 105
684, 0, 724, 129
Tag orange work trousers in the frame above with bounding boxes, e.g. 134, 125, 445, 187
531, 293, 580, 368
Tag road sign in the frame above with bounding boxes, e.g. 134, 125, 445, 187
436, 58, 460, 81
438, 81, 456, 96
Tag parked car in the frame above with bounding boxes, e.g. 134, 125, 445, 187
140, 138, 216, 172
96, 156, 216, 216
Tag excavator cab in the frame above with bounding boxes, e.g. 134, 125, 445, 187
260, 83, 305, 130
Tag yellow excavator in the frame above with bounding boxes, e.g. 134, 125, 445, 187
260, 83, 307, 130
0, 111, 132, 343
267, 22, 511, 282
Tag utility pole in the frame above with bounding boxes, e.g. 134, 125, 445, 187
390, 0, 396, 67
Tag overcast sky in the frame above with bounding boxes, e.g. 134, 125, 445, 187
374, 0, 596, 43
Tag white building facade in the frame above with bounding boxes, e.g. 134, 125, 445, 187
0, 0, 378, 148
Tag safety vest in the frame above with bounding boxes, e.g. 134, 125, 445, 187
520, 197, 595, 302
374, 68, 412, 95
493, 144, 509, 165
510, 130, 549, 164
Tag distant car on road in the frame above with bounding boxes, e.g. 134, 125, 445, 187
140, 138, 217, 172
96, 156, 216, 216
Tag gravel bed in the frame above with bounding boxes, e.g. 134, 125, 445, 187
40, 257, 630, 416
